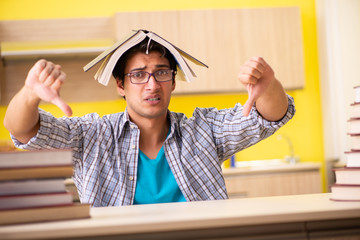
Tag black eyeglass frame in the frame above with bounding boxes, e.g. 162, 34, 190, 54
124, 69, 175, 84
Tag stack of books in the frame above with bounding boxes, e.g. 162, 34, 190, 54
0, 149, 90, 225
330, 86, 360, 201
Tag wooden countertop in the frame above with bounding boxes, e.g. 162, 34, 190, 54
0, 193, 359, 239
222, 162, 321, 176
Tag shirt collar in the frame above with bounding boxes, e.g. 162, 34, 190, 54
168, 110, 182, 139
118, 108, 182, 139
114, 108, 133, 140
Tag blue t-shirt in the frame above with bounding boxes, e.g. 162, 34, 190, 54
133, 146, 186, 204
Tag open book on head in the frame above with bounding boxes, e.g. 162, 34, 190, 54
83, 29, 209, 86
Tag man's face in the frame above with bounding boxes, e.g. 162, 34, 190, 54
117, 51, 176, 122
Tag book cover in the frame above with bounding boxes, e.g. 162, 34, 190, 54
0, 203, 90, 225
0, 165, 73, 181
330, 184, 360, 201
0, 149, 72, 168
83, 30, 142, 72
0, 192, 73, 210
0, 179, 66, 196
84, 29, 208, 86
333, 167, 360, 185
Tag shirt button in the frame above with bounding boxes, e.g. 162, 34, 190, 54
130, 125, 135, 129
131, 145, 136, 149
129, 176, 134, 181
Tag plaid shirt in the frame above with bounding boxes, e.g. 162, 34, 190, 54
12, 95, 295, 207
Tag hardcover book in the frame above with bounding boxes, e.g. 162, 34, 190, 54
0, 204, 90, 225
350, 102, 360, 119
0, 192, 73, 210
348, 118, 360, 135
0, 179, 66, 196
344, 150, 360, 167
333, 167, 360, 185
355, 85, 360, 103
0, 149, 72, 168
330, 184, 360, 201
0, 165, 73, 181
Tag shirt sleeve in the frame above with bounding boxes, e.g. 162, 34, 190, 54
11, 109, 99, 153
190, 94, 296, 161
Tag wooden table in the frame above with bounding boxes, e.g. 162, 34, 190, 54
0, 193, 360, 240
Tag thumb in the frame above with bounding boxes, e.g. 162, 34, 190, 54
52, 97, 73, 116
242, 84, 255, 117
34, 83, 73, 116
242, 98, 255, 117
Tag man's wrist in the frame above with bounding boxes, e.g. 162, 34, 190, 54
21, 85, 41, 106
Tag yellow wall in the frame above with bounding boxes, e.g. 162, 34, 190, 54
0, 0, 325, 187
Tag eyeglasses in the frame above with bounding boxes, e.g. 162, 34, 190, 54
125, 69, 174, 84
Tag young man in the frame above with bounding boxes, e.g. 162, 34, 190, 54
4, 39, 295, 206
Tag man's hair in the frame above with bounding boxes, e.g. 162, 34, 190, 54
112, 38, 177, 85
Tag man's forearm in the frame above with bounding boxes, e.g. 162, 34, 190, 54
255, 79, 289, 122
3, 86, 41, 144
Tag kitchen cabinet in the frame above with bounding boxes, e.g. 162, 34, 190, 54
0, 7, 304, 105
65, 163, 322, 201
223, 162, 322, 198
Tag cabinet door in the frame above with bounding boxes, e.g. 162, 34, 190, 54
225, 171, 322, 198
114, 8, 304, 94
313, 236, 360, 240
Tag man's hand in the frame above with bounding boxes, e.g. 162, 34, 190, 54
26, 59, 72, 116
238, 56, 275, 117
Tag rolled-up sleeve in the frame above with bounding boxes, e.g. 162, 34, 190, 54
11, 109, 100, 154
